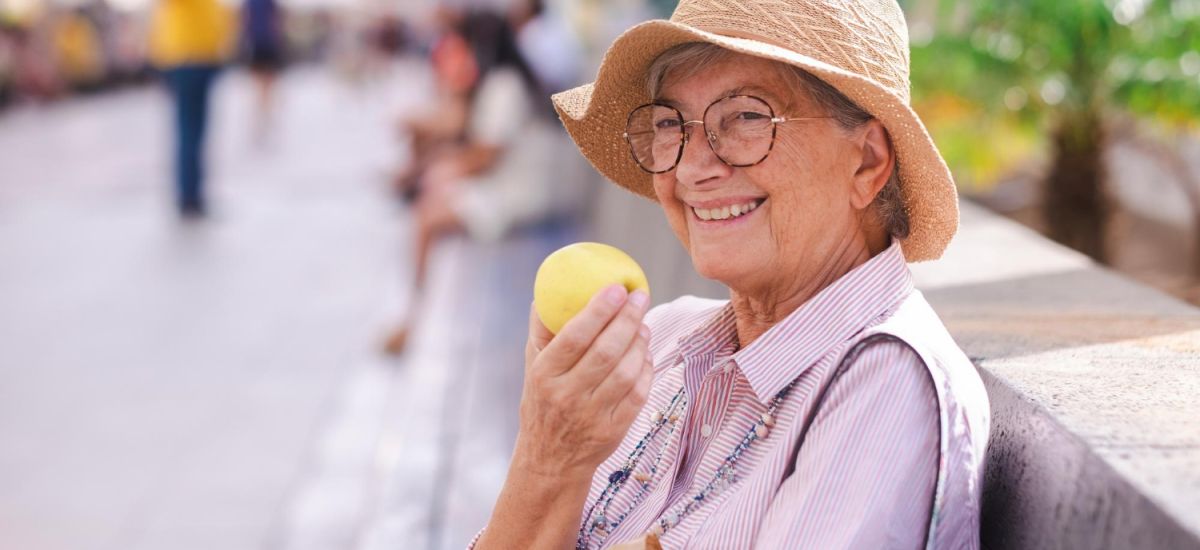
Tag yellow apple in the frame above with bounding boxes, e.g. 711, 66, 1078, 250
533, 242, 650, 334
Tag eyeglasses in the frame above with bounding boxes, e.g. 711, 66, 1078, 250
622, 94, 832, 174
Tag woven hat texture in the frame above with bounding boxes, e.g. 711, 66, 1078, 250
551, 0, 959, 262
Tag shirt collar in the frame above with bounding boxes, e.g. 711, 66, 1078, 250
677, 240, 914, 403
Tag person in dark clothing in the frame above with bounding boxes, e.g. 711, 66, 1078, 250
242, 0, 284, 144
164, 66, 219, 215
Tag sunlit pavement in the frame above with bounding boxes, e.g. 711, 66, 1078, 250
0, 62, 541, 550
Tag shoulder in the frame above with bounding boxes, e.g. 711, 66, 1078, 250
857, 290, 991, 471
477, 68, 528, 104
470, 68, 533, 144
868, 290, 989, 409
869, 290, 963, 358
834, 335, 938, 416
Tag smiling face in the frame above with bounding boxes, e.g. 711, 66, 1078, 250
650, 53, 878, 297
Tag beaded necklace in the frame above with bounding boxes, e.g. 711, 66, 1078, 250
576, 377, 799, 549
577, 387, 688, 548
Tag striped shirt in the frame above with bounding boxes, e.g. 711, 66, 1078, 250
472, 241, 990, 549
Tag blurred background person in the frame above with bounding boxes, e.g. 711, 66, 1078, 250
49, 7, 103, 93
382, 11, 576, 356
241, 0, 284, 146
108, 12, 150, 85
509, 0, 581, 97
391, 7, 472, 202
8, 17, 64, 101
148, 0, 233, 218
0, 21, 13, 108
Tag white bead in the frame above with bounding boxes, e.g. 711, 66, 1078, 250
755, 424, 770, 438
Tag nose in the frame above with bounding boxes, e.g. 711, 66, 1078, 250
675, 122, 732, 187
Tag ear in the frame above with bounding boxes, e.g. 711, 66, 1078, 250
849, 120, 894, 210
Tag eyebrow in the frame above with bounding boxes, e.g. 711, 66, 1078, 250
656, 85, 786, 112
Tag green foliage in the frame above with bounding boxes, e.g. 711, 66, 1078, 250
905, 0, 1200, 188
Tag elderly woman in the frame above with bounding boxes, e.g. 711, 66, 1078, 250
473, 0, 989, 548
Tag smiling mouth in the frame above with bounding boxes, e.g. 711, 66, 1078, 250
692, 199, 765, 221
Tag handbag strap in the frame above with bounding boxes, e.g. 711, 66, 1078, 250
781, 333, 907, 480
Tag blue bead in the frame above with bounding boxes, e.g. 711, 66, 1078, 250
609, 470, 627, 483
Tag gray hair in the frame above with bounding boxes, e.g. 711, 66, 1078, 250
646, 42, 909, 240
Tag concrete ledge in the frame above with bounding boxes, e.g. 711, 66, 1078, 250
911, 202, 1200, 550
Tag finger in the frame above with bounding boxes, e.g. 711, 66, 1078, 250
610, 354, 656, 428
536, 284, 632, 376
527, 301, 553, 357
571, 291, 651, 387
590, 326, 649, 407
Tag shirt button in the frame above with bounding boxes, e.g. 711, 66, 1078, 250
701, 424, 713, 438
722, 362, 734, 374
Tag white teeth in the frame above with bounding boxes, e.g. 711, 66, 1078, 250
693, 200, 763, 221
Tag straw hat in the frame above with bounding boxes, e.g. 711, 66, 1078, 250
551, 0, 958, 262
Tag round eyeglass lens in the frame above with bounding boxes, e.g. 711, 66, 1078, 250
705, 95, 776, 166
626, 104, 684, 173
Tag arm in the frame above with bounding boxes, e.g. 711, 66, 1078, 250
474, 287, 655, 550
448, 142, 502, 177
754, 340, 939, 550
472, 450, 594, 549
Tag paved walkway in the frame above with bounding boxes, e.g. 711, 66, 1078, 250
0, 63, 421, 550
0, 59, 726, 550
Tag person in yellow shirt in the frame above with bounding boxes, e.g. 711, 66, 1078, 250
149, 0, 234, 217
52, 10, 103, 90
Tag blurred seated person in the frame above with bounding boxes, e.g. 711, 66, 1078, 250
384, 11, 564, 355
392, 8, 473, 201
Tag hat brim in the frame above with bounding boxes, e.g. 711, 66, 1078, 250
552, 19, 958, 262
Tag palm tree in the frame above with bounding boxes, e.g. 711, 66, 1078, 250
906, 0, 1200, 263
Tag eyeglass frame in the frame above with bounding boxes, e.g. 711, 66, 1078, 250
621, 94, 834, 174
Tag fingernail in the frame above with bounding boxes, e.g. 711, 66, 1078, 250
604, 284, 628, 305
629, 290, 650, 310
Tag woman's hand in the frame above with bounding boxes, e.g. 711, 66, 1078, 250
514, 284, 655, 478
475, 286, 653, 549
